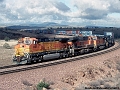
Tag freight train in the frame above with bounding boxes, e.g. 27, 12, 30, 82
13, 32, 115, 64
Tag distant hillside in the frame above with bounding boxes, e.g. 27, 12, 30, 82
6, 25, 40, 30
85, 25, 114, 28
0, 29, 23, 39
0, 26, 120, 40
6, 22, 68, 30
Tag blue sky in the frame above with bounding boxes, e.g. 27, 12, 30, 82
0, 0, 120, 27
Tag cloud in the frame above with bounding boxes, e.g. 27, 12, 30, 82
71, 0, 120, 19
0, 0, 120, 27
0, 0, 71, 25
0, 0, 4, 2
71, 0, 110, 19
81, 8, 108, 20
54, 2, 70, 12
108, 0, 120, 12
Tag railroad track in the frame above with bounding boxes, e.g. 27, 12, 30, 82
0, 42, 120, 75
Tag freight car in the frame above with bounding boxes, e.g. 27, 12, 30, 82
13, 33, 114, 64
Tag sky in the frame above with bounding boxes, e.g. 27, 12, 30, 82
0, 0, 120, 27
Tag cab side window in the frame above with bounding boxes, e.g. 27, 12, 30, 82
88, 37, 91, 40
33, 40, 37, 44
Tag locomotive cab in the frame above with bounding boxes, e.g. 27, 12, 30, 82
105, 35, 115, 47
104, 32, 115, 47
13, 37, 38, 64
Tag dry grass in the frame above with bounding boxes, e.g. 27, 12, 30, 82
0, 46, 14, 66
0, 40, 17, 66
0, 40, 17, 47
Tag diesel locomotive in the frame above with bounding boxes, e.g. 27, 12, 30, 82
13, 32, 114, 64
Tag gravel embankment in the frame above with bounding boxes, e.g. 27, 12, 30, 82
0, 43, 120, 90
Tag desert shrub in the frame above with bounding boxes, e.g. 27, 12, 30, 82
37, 81, 50, 90
98, 80, 105, 85
74, 87, 84, 90
116, 60, 120, 65
22, 80, 33, 86
4, 36, 10, 41
116, 61, 120, 72
74, 84, 87, 90
115, 73, 120, 80
116, 83, 120, 88
103, 83, 111, 87
3, 43, 11, 49
62, 89, 68, 90
89, 81, 100, 87
116, 65, 120, 72
104, 77, 116, 83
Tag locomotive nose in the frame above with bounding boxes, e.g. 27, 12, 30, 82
13, 44, 30, 64
15, 45, 25, 57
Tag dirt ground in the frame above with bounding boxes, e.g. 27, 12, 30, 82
0, 40, 120, 90
0, 47, 120, 90
0, 40, 17, 66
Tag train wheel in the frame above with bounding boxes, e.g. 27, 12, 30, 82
24, 53, 32, 64
97, 47, 101, 51
64, 52, 69, 58
38, 56, 43, 62
13, 56, 17, 62
32, 57, 37, 63
112, 41, 115, 46
85, 49, 89, 54
62, 52, 66, 58
74, 52, 77, 56
105, 42, 109, 48
109, 43, 111, 47
80, 49, 85, 54
89, 49, 93, 53
27, 59, 31, 64
93, 45, 98, 52
93, 47, 97, 52
59, 53, 63, 59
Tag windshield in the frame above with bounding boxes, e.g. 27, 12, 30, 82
24, 38, 31, 45
18, 37, 37, 45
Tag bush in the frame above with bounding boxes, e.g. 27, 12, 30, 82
74, 84, 87, 90
3, 43, 11, 49
103, 83, 111, 87
4, 36, 10, 41
37, 81, 50, 90
116, 65, 120, 72
116, 60, 120, 72
116, 60, 120, 66
98, 80, 105, 85
22, 80, 33, 86
115, 73, 120, 79
89, 81, 100, 87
